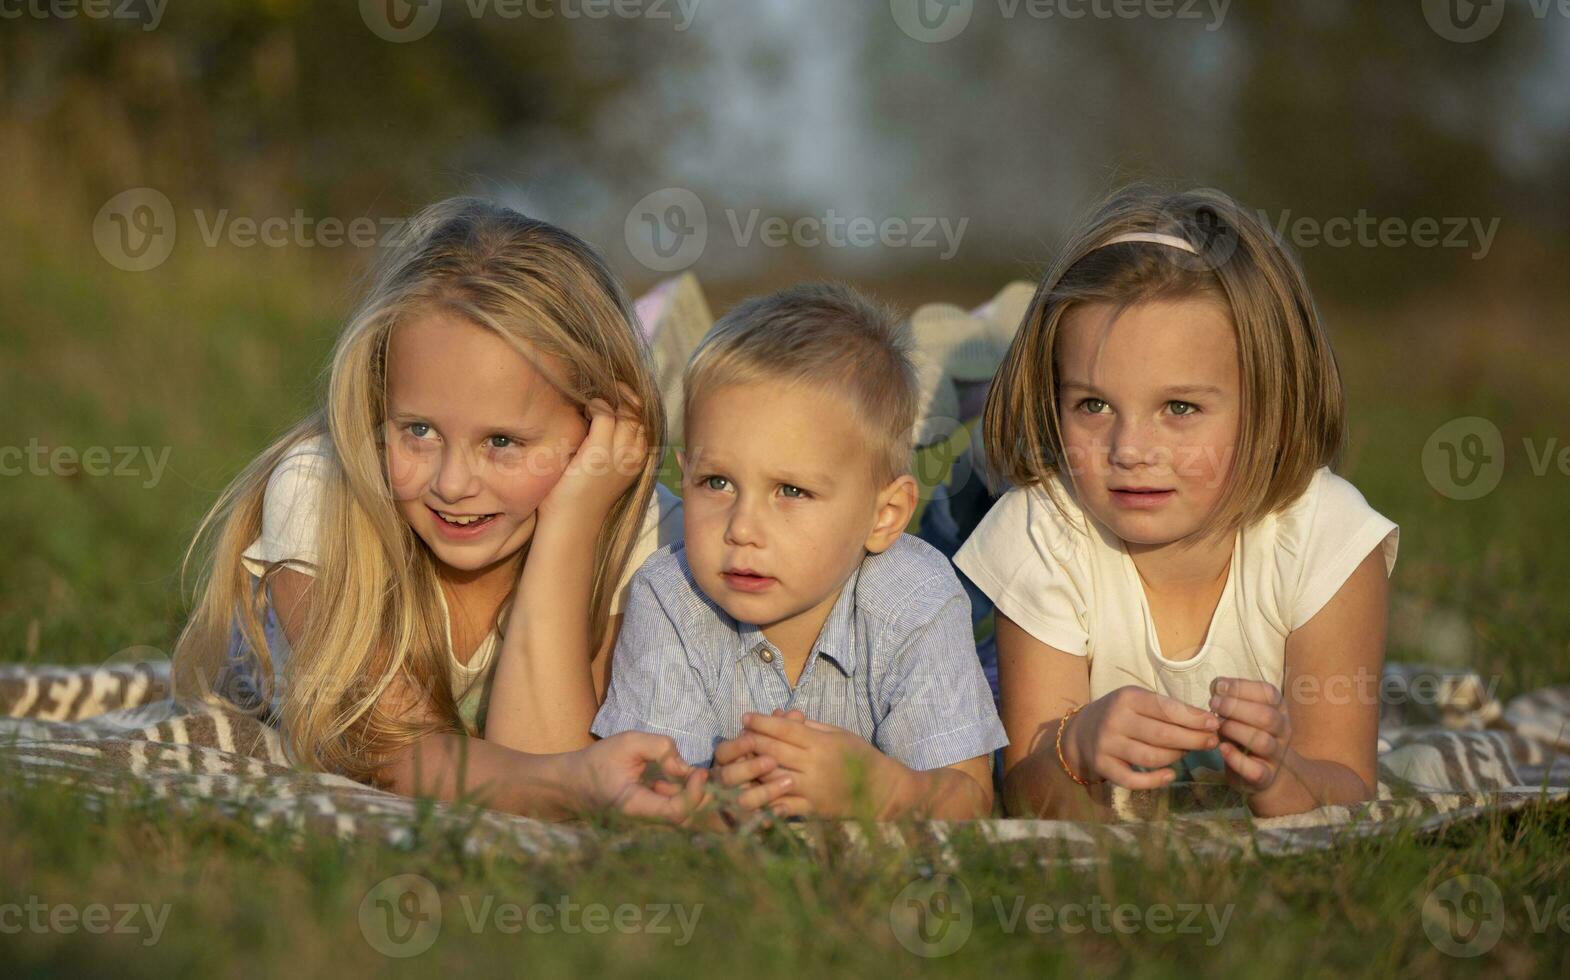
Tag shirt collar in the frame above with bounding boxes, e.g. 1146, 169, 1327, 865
734, 562, 862, 677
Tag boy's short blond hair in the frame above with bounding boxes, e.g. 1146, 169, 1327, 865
682, 282, 916, 487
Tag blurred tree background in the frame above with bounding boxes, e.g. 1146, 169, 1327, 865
5, 0, 1566, 297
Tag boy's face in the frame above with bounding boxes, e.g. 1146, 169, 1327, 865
680, 382, 912, 643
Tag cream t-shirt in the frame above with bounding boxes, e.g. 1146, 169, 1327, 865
953, 468, 1398, 712
236, 435, 684, 732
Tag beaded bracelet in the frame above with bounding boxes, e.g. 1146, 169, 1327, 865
1056, 702, 1095, 788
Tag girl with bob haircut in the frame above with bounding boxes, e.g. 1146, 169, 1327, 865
956, 185, 1399, 818
172, 197, 723, 822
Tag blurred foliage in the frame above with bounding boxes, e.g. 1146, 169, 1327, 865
0, 0, 667, 218
860, 1, 1570, 302
4, 1, 1568, 301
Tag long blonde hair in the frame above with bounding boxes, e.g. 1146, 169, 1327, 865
172, 198, 665, 782
984, 184, 1345, 539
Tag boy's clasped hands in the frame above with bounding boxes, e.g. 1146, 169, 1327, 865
708, 708, 907, 822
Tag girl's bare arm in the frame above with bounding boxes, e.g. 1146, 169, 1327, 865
996, 613, 1104, 819
484, 400, 647, 755
269, 567, 702, 822
483, 514, 605, 753
1238, 548, 1387, 817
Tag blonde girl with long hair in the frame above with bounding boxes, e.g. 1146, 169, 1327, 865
956, 185, 1398, 818
172, 197, 739, 821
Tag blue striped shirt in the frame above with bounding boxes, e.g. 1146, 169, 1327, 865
591, 534, 1007, 769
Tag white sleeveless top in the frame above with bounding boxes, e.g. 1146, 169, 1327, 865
954, 468, 1398, 711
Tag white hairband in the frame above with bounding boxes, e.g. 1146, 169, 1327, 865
1096, 231, 1199, 255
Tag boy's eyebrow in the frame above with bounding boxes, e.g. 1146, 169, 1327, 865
771, 468, 836, 490
686, 450, 837, 490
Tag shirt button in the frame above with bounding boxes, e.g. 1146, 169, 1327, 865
758, 647, 775, 664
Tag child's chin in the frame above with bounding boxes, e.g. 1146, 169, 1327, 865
713, 591, 776, 624
425, 545, 488, 570
420, 528, 523, 568
1099, 511, 1193, 547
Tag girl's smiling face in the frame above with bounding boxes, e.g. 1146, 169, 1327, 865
383, 310, 588, 576
1055, 295, 1241, 547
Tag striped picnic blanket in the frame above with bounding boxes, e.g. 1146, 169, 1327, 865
3, 660, 1567, 867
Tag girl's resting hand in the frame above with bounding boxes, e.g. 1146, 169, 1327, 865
576, 731, 709, 824
1209, 676, 1292, 792
536, 387, 647, 525
1064, 685, 1221, 790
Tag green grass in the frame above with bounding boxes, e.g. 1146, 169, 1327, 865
4, 192, 1570, 976
3, 769, 1568, 976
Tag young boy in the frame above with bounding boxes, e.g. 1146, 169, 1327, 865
591, 282, 1006, 819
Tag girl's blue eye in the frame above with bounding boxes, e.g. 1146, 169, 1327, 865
780, 485, 807, 499
1169, 401, 1199, 416
487, 435, 516, 449
702, 475, 730, 492
1079, 398, 1109, 414
407, 422, 432, 438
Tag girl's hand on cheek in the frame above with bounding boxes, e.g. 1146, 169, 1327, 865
536, 386, 648, 526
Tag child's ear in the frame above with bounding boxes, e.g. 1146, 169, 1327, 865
864, 474, 918, 555
676, 450, 687, 476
